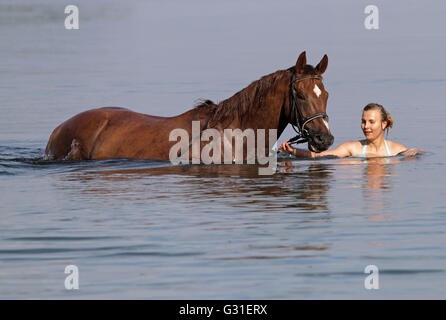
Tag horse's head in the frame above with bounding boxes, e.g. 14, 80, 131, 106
289, 51, 334, 152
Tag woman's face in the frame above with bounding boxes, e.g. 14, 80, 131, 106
361, 109, 387, 140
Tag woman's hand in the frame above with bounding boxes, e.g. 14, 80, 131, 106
278, 141, 295, 155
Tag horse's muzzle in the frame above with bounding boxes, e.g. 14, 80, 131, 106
307, 131, 334, 153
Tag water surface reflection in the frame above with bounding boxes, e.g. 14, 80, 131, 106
338, 157, 418, 221
55, 162, 334, 215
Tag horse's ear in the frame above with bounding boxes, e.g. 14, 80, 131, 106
315, 54, 328, 75
295, 51, 307, 74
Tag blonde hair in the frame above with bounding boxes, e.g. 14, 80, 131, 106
363, 103, 393, 136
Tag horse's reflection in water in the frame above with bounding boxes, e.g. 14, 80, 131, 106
277, 160, 333, 213
60, 161, 332, 215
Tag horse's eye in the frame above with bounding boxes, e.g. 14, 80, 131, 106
296, 92, 306, 100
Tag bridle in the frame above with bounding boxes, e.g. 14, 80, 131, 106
288, 73, 329, 145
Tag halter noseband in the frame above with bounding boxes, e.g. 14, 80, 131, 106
288, 73, 329, 145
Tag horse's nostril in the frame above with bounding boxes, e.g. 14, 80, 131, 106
313, 134, 334, 147
308, 131, 334, 149
317, 135, 326, 143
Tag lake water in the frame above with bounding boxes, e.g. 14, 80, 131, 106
1, 0, 446, 299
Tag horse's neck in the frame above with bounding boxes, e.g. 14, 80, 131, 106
214, 71, 290, 133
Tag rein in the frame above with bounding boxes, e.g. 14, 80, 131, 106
287, 73, 328, 145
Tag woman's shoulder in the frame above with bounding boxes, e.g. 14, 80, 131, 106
386, 140, 407, 154
339, 140, 366, 150
339, 140, 365, 146
333, 140, 365, 156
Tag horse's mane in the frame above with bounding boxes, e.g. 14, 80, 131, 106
204, 69, 290, 127
194, 65, 320, 127
193, 99, 218, 110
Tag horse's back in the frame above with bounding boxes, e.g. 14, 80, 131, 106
45, 107, 168, 160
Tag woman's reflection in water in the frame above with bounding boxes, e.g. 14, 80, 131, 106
361, 158, 394, 221
338, 157, 418, 221
337, 158, 395, 221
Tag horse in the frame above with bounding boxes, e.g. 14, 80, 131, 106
45, 51, 334, 162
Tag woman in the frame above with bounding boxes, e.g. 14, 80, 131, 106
278, 103, 424, 158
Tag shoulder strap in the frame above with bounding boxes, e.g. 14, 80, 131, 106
384, 140, 391, 156
360, 141, 367, 157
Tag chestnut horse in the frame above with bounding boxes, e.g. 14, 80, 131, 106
45, 51, 334, 162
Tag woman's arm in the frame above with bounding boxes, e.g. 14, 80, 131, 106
391, 141, 425, 157
278, 142, 352, 158
398, 148, 426, 157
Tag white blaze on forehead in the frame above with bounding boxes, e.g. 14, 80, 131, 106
313, 84, 322, 97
